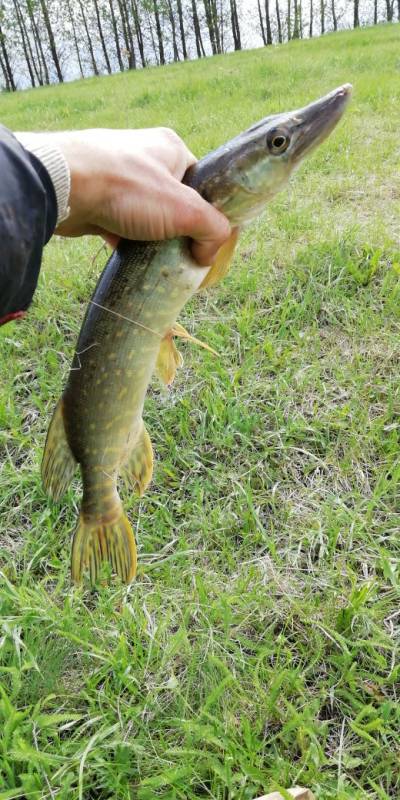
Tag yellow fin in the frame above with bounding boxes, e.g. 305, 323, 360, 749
156, 324, 219, 386
199, 228, 239, 289
71, 509, 137, 584
171, 322, 219, 356
124, 421, 153, 496
155, 332, 184, 386
42, 399, 77, 502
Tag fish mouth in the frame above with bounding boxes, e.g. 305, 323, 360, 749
291, 83, 352, 162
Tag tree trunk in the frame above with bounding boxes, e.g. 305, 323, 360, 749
131, 0, 146, 66
203, 0, 216, 52
13, 0, 36, 86
176, 0, 188, 58
265, 0, 272, 42
0, 48, 10, 90
353, 0, 359, 26
65, 0, 84, 77
0, 23, 16, 90
167, 0, 180, 60
26, 0, 50, 84
39, 0, 63, 81
320, 0, 325, 32
292, 0, 300, 36
192, 0, 205, 56
118, 0, 136, 69
309, 0, 313, 35
230, 0, 241, 49
257, 0, 266, 42
331, 0, 337, 28
152, 0, 165, 64
385, 0, 394, 19
213, 0, 222, 51
287, 0, 291, 38
78, 0, 99, 74
108, 0, 125, 70
93, 0, 112, 73
147, 9, 159, 63
373, 0, 377, 22
276, 0, 282, 41
397, 0, 400, 20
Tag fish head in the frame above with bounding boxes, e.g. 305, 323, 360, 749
185, 84, 352, 225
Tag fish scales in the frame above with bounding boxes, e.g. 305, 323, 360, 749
42, 85, 351, 583
64, 239, 208, 471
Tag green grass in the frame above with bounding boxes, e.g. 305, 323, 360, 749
1, 23, 400, 800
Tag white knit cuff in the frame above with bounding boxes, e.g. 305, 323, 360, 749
14, 132, 71, 225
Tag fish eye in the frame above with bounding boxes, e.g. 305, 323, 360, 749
267, 129, 290, 154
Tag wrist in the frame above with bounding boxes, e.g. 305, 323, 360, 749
14, 131, 71, 225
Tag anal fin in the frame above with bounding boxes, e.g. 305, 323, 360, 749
123, 421, 153, 496
42, 399, 77, 501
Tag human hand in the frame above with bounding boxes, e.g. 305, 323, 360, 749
49, 127, 231, 266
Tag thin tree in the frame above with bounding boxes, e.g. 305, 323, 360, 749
146, 7, 159, 64
26, 0, 50, 84
353, 0, 359, 26
192, 0, 205, 56
167, 0, 180, 60
320, 0, 325, 32
0, 21, 16, 90
276, 0, 282, 41
257, 0, 266, 42
265, 0, 272, 42
13, 0, 37, 86
65, 0, 84, 77
176, 0, 188, 58
152, 0, 165, 64
385, 0, 394, 19
117, 0, 136, 69
331, 0, 337, 28
39, 0, 63, 81
292, 0, 300, 36
78, 0, 99, 74
108, 0, 125, 71
230, 0, 241, 49
287, 0, 291, 38
131, 0, 146, 66
373, 0, 377, 22
309, 0, 313, 35
93, 0, 112, 73
0, 46, 10, 89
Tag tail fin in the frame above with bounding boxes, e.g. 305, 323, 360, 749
42, 399, 77, 501
71, 510, 137, 584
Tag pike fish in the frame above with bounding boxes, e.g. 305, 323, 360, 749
42, 84, 351, 584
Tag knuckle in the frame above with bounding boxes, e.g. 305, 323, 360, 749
160, 126, 182, 146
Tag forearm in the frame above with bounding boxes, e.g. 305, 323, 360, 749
0, 126, 67, 325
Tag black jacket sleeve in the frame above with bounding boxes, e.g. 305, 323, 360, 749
0, 125, 58, 326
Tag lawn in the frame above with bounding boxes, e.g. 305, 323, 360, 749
0, 22, 400, 800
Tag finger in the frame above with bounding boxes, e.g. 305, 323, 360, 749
173, 184, 231, 266
100, 231, 120, 249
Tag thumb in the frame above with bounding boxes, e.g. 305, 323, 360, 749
173, 183, 231, 266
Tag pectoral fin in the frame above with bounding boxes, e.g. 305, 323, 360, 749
156, 323, 218, 386
155, 333, 184, 386
199, 228, 239, 289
